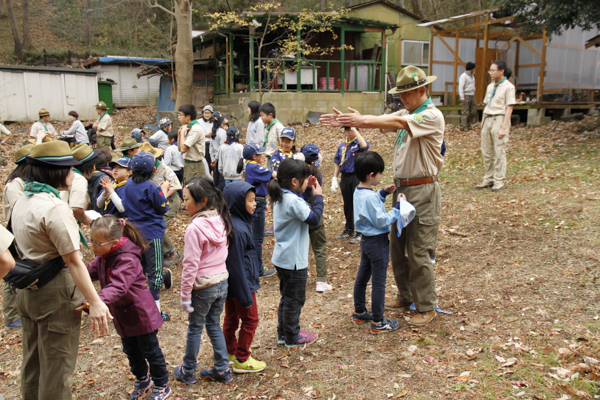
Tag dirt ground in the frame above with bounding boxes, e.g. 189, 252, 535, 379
1, 107, 600, 400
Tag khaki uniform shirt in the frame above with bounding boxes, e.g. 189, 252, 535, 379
183, 124, 205, 162
152, 162, 182, 198
2, 177, 25, 220
393, 103, 445, 180
0, 225, 14, 254
59, 173, 89, 209
97, 113, 114, 137
483, 79, 516, 115
30, 121, 58, 138
12, 191, 80, 264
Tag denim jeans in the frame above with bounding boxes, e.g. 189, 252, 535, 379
182, 280, 229, 373
122, 330, 168, 386
353, 234, 390, 322
252, 197, 267, 269
275, 266, 308, 345
212, 164, 225, 191
340, 172, 360, 233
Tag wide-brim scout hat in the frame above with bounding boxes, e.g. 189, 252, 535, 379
388, 66, 437, 94
26, 141, 81, 167
95, 101, 107, 110
243, 143, 266, 160
132, 152, 155, 173
120, 137, 141, 151
139, 142, 163, 159
38, 108, 50, 117
15, 144, 34, 164
72, 143, 100, 163
109, 156, 132, 169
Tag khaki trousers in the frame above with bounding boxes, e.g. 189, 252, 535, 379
2, 282, 19, 324
481, 115, 509, 187
96, 135, 112, 151
17, 270, 84, 400
309, 218, 328, 282
163, 194, 181, 255
183, 161, 206, 185
390, 181, 440, 312
461, 95, 478, 129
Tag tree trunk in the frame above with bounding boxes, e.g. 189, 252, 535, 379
410, 0, 424, 18
395, 0, 405, 8
0, 0, 6, 17
320, 0, 326, 11
85, 0, 92, 50
21, 0, 29, 52
173, 0, 193, 109
6, 0, 26, 60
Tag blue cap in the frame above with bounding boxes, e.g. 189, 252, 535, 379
213, 111, 225, 125
243, 143, 266, 160
226, 126, 240, 144
147, 138, 159, 148
110, 157, 132, 169
280, 127, 296, 140
131, 128, 145, 143
131, 152, 155, 173
301, 143, 320, 164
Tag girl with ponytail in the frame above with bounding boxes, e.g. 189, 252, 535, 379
86, 214, 171, 398
173, 176, 234, 384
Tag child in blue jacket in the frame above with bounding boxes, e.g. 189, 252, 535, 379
222, 181, 266, 374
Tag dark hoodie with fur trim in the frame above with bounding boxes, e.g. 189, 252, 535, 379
223, 181, 260, 307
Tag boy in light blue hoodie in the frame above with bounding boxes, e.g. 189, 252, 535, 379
351, 151, 405, 334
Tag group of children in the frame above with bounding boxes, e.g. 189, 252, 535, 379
2, 99, 411, 400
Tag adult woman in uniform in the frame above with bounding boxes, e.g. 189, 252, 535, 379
12, 141, 112, 400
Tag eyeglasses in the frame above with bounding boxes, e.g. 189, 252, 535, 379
88, 237, 113, 247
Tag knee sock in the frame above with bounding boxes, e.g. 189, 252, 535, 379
155, 300, 161, 313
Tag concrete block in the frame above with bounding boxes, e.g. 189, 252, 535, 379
511, 115, 521, 126
444, 115, 461, 125
527, 116, 551, 126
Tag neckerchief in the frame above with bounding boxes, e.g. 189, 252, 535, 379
263, 118, 279, 147
245, 159, 258, 165
98, 111, 108, 121
339, 138, 356, 166
490, 77, 507, 102
38, 119, 48, 132
73, 168, 83, 176
187, 120, 200, 128
104, 180, 128, 209
277, 148, 293, 160
24, 181, 88, 248
394, 97, 434, 152
123, 154, 133, 160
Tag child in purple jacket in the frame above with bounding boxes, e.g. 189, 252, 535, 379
85, 215, 171, 400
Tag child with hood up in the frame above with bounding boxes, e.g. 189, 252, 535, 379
222, 181, 266, 374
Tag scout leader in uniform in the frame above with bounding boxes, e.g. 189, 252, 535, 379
29, 108, 58, 141
92, 101, 114, 151
335, 66, 444, 327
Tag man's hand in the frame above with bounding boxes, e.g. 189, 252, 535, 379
337, 108, 365, 128
160, 180, 170, 194
498, 128, 507, 139
319, 112, 342, 127
210, 160, 217, 167
384, 184, 397, 194
92, 122, 99, 130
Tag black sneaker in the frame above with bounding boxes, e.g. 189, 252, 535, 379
370, 317, 400, 334
200, 367, 233, 384
336, 231, 353, 240
162, 269, 172, 290
349, 233, 362, 244
259, 266, 276, 278
130, 374, 153, 399
351, 310, 373, 324
173, 365, 197, 385
161, 312, 171, 321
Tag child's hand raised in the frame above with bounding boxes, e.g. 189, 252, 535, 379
100, 176, 115, 194
384, 184, 397, 194
307, 175, 318, 188
312, 179, 323, 196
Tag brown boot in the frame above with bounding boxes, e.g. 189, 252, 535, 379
384, 300, 412, 311
409, 310, 437, 326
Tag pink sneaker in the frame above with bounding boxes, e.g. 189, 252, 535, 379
265, 226, 274, 236
285, 331, 318, 347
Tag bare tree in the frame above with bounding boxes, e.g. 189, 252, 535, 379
6, 0, 30, 61
85, 0, 92, 51
0, 0, 6, 17
410, 0, 424, 18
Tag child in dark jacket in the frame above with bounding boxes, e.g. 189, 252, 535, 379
88, 149, 114, 213
222, 181, 266, 374
85, 215, 171, 400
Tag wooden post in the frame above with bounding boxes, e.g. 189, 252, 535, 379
249, 31, 255, 92
225, 37, 230, 94
481, 12, 490, 100
537, 30, 547, 103
340, 27, 346, 92
453, 30, 459, 105
429, 27, 434, 77
382, 31, 387, 92
229, 33, 234, 93
297, 28, 302, 92
514, 40, 520, 91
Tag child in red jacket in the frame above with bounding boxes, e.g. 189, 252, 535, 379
85, 215, 171, 400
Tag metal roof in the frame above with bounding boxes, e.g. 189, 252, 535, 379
416, 9, 499, 27
97, 56, 169, 65
0, 64, 98, 75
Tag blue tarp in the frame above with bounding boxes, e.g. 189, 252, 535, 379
145, 75, 176, 131
98, 56, 169, 66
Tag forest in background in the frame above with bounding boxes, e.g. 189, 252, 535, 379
0, 0, 496, 65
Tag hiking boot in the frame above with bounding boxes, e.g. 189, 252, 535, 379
277, 328, 307, 345
232, 356, 266, 374
130, 374, 153, 399
265, 226, 274, 236
173, 365, 197, 385
200, 367, 233, 384
316, 281, 333, 292
384, 300, 412, 311
228, 353, 236, 365
349, 233, 362, 244
164, 252, 182, 267
336, 231, 353, 240
475, 182, 493, 190
351, 310, 373, 324
491, 184, 504, 192
285, 330, 318, 347
162, 269, 172, 290
5, 319, 22, 329
409, 310, 437, 326
259, 266, 276, 278
370, 317, 400, 334
161, 312, 171, 321
149, 383, 172, 400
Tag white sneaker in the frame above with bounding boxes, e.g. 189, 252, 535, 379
316, 281, 333, 292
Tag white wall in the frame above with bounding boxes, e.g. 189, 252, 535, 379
0, 70, 98, 122
91, 64, 161, 107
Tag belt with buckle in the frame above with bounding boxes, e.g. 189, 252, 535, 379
397, 176, 438, 186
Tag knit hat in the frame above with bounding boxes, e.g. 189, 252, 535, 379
203, 105, 214, 113
225, 126, 240, 144
466, 61, 475, 71
131, 152, 155, 173
139, 142, 163, 159
71, 144, 100, 163
120, 137, 140, 152
14, 144, 34, 164
95, 101, 107, 110
38, 108, 50, 117
130, 128, 145, 143
109, 157, 132, 169
26, 141, 81, 167
280, 127, 296, 140
159, 117, 173, 130
243, 143, 266, 160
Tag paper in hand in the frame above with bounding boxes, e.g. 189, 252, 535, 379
85, 210, 103, 221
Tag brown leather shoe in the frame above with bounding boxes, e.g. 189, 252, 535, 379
408, 310, 437, 326
385, 300, 412, 311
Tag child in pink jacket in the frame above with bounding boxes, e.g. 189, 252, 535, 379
174, 177, 234, 385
